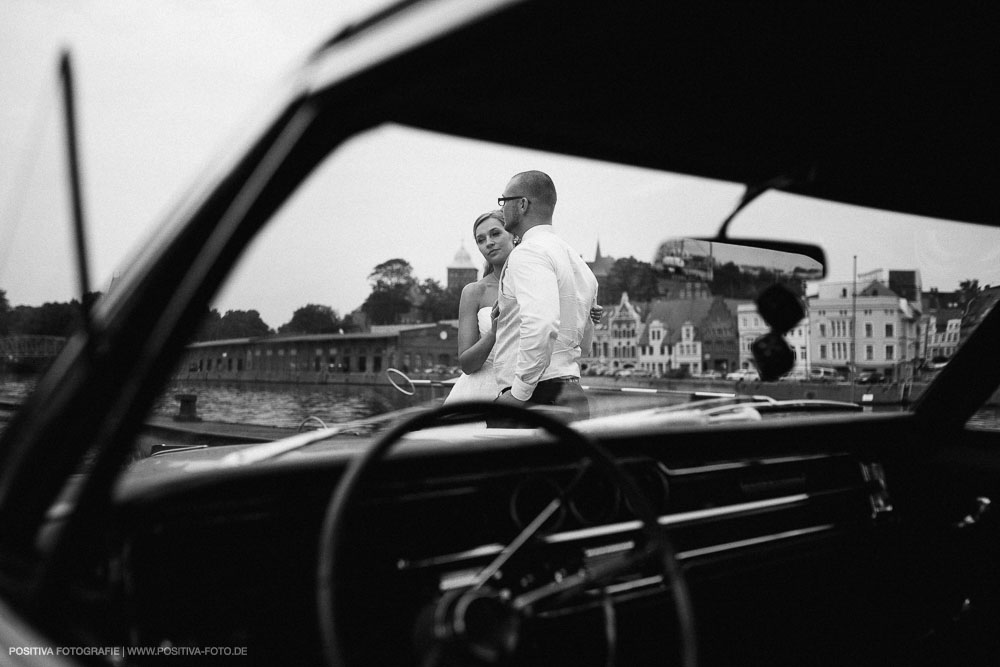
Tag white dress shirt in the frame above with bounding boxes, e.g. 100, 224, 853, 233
494, 225, 598, 401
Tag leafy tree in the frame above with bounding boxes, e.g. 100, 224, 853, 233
196, 309, 272, 340
195, 308, 223, 340
369, 258, 416, 290
417, 279, 461, 322
340, 312, 363, 333
959, 278, 981, 305
278, 304, 341, 334
8, 301, 79, 336
1, 291, 104, 338
217, 310, 272, 339
710, 262, 804, 298
363, 258, 417, 325
604, 257, 659, 304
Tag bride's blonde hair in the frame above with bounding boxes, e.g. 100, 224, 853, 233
472, 209, 505, 234
472, 210, 516, 277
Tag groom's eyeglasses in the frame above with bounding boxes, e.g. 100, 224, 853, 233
497, 195, 527, 207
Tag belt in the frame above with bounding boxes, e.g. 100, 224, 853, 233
499, 376, 580, 395
536, 376, 580, 385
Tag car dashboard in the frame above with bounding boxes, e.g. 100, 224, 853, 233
71, 410, 989, 667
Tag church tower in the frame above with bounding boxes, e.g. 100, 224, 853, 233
587, 238, 616, 304
447, 242, 481, 290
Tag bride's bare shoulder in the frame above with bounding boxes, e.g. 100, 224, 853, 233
460, 278, 487, 305
460, 275, 498, 310
461, 279, 483, 296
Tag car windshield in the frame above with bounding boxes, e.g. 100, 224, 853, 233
4, 6, 1000, 666
7, 121, 998, 459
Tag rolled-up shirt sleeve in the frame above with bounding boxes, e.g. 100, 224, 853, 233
508, 245, 559, 400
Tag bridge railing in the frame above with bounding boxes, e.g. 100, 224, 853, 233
0, 336, 68, 359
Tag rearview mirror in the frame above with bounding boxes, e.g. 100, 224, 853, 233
652, 238, 824, 381
652, 238, 825, 298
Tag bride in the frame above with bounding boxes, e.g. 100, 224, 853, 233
445, 210, 602, 404
445, 210, 515, 404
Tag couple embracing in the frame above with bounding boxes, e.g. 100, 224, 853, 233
445, 170, 601, 422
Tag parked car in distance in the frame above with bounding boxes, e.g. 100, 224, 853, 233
857, 370, 887, 385
808, 368, 842, 383
697, 371, 722, 380
726, 368, 760, 381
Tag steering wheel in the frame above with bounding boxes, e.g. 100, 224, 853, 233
316, 401, 697, 666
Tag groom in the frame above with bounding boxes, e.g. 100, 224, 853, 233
492, 170, 598, 421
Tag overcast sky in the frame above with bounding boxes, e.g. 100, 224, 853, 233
0, 0, 388, 317
2, 1, 998, 328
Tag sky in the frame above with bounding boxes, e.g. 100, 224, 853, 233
0, 0, 390, 321
2, 1, 998, 329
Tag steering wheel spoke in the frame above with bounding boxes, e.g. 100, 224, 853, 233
317, 401, 697, 667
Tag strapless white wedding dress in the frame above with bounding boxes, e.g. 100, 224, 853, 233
444, 307, 499, 404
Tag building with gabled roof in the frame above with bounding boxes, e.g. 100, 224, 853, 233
637, 296, 746, 375
586, 291, 642, 371
583, 292, 746, 376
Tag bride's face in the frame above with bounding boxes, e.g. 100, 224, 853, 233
474, 218, 515, 266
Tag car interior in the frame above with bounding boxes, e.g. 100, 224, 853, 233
1, 2, 1000, 666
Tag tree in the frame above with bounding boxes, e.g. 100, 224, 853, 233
363, 258, 417, 325
959, 278, 981, 305
195, 308, 273, 340
604, 257, 659, 304
195, 309, 272, 340
417, 279, 461, 322
709, 262, 804, 298
709, 262, 743, 298
195, 308, 223, 340
278, 304, 341, 334
1, 292, 103, 337
340, 312, 363, 333
369, 258, 416, 290
218, 310, 272, 339
8, 301, 78, 336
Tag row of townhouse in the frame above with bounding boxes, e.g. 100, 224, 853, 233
584, 293, 747, 376
583, 272, 968, 381
734, 279, 927, 380
925, 316, 961, 361
743, 276, 964, 380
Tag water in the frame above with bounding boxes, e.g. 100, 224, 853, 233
0, 377, 396, 433
0, 377, 35, 403
151, 381, 394, 429
3, 375, 1000, 432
